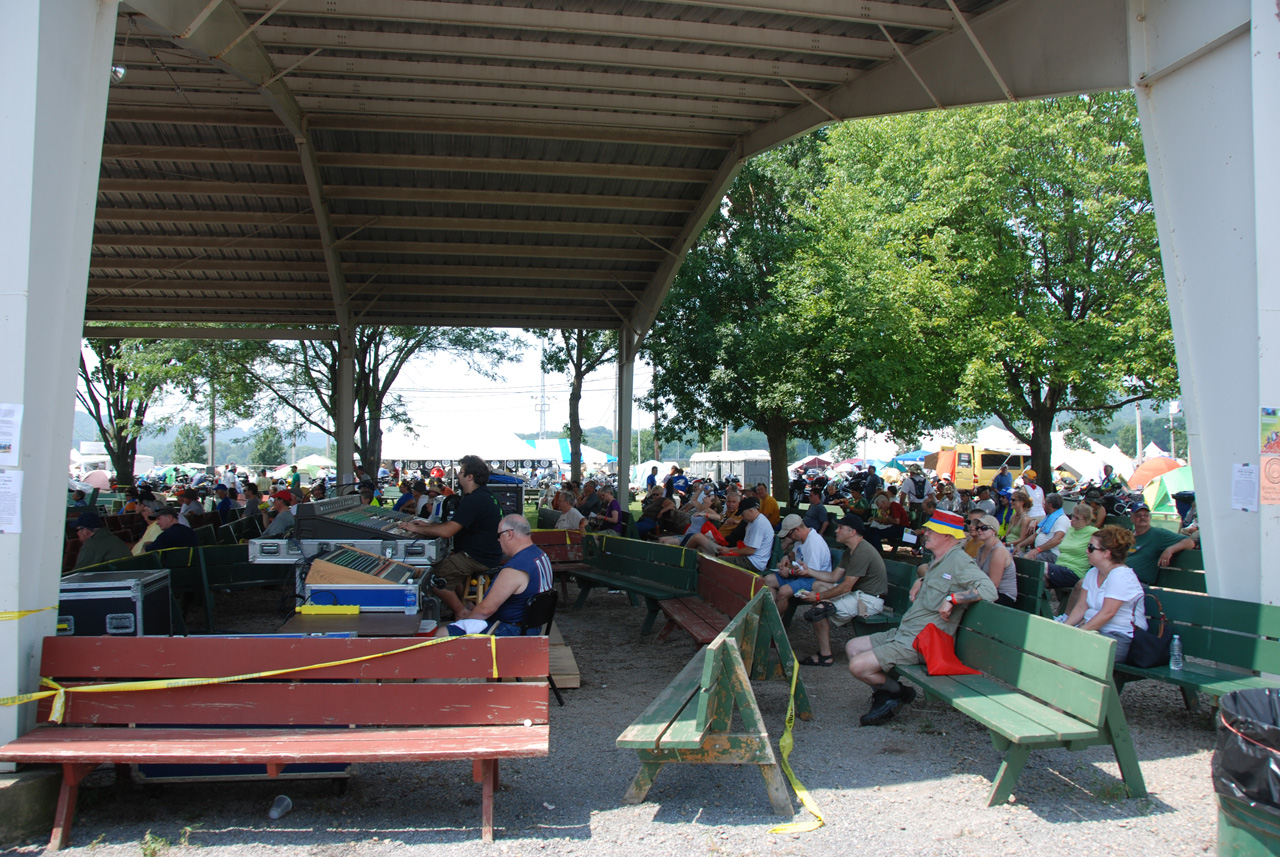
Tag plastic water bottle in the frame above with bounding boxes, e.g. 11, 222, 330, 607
268, 795, 293, 819
1170, 635, 1184, 671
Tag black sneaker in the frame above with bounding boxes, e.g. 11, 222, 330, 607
860, 693, 901, 726
896, 684, 917, 706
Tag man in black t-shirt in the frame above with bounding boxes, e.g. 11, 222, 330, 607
403, 454, 503, 617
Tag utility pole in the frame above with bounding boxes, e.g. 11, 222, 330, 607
536, 341, 550, 439
207, 380, 216, 469
1134, 402, 1144, 464
1170, 400, 1179, 459
722, 423, 729, 452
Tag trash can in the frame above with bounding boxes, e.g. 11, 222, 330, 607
1213, 688, 1280, 855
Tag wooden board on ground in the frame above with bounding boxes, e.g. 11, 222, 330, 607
547, 620, 581, 688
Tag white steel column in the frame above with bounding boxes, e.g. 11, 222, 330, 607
0, 0, 118, 752
1253, 0, 1280, 604
1127, 0, 1262, 600
335, 318, 356, 487
615, 331, 636, 498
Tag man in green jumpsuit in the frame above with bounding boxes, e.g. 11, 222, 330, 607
846, 508, 997, 726
71, 512, 131, 570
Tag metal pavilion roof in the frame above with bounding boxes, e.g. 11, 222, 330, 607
90, 0, 1126, 335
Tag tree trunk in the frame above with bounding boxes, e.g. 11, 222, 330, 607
568, 372, 583, 483
764, 419, 789, 506
1028, 412, 1055, 493
108, 426, 137, 487
652, 389, 661, 460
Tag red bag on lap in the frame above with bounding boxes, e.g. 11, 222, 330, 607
701, 520, 729, 546
912, 623, 980, 676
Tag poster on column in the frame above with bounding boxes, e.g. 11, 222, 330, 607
0, 470, 21, 532
0, 403, 22, 466
1262, 408, 1280, 506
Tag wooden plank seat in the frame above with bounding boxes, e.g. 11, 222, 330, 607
656, 555, 762, 645
1012, 556, 1055, 618
1153, 566, 1207, 593
530, 529, 589, 599
1114, 586, 1280, 713
575, 534, 697, 634
617, 589, 813, 814
893, 602, 1145, 806
0, 634, 550, 850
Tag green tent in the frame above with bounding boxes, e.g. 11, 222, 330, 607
1143, 465, 1194, 516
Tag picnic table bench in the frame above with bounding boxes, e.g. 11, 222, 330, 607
655, 554, 760, 645
0, 634, 550, 850
893, 601, 1145, 806
1114, 586, 1280, 713
617, 589, 812, 814
849, 559, 918, 636
576, 534, 697, 634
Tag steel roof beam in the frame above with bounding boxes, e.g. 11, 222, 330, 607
89, 259, 654, 280
255, 26, 866, 82
108, 88, 757, 134
86, 310, 618, 329
83, 326, 339, 341
92, 234, 667, 261
98, 178, 702, 212
647, 0, 957, 30
93, 209, 684, 239
87, 295, 623, 316
101, 144, 718, 183
89, 281, 641, 300
107, 105, 737, 148
240, 0, 897, 59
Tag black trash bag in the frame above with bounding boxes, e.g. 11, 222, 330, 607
1213, 687, 1280, 816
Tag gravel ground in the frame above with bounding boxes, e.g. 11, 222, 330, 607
4, 580, 1220, 856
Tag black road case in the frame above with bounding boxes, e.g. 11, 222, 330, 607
58, 569, 171, 636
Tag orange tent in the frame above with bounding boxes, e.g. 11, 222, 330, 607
1129, 457, 1181, 489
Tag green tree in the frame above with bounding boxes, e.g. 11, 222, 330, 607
646, 137, 940, 496
77, 337, 200, 485
252, 426, 288, 467
807, 92, 1178, 480
535, 330, 617, 482
170, 422, 208, 464
234, 326, 520, 471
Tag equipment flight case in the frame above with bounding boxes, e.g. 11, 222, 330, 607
58, 569, 171, 636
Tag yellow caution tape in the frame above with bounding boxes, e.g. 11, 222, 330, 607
0, 607, 55, 621
0, 633, 502, 722
769, 651, 825, 834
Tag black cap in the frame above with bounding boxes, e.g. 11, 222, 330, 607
835, 514, 865, 533
74, 512, 104, 530
154, 506, 179, 519
738, 496, 760, 511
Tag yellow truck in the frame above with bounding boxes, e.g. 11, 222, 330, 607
930, 444, 1031, 491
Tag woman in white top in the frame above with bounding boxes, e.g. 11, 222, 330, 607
1020, 470, 1047, 520
1062, 525, 1146, 664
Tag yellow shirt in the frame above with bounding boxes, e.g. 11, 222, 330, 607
758, 494, 781, 527
132, 522, 162, 556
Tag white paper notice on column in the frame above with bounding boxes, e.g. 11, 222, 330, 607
0, 470, 21, 532
1231, 463, 1259, 512
0, 403, 22, 466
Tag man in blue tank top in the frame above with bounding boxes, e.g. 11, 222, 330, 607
443, 514, 554, 637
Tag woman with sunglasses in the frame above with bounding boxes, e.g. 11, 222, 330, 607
971, 514, 1017, 607
1002, 490, 1033, 548
1060, 525, 1144, 663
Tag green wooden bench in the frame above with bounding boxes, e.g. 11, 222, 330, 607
849, 559, 918, 636
576, 534, 697, 634
1168, 548, 1203, 571
1152, 567, 1207, 593
895, 601, 1146, 806
1114, 586, 1280, 713
1012, 556, 1054, 618
535, 506, 561, 529
617, 589, 812, 814
1103, 514, 1133, 531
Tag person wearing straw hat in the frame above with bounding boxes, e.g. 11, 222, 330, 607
845, 509, 997, 726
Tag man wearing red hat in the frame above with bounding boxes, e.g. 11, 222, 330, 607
260, 489, 296, 537
845, 508, 996, 726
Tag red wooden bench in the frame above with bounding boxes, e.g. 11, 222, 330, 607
531, 529, 588, 599
655, 555, 762, 645
0, 635, 550, 850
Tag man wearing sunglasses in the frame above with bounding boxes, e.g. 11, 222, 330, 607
441, 515, 553, 637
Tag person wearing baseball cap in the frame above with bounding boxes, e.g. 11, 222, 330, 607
794, 515, 888, 666
72, 511, 131, 569
1127, 502, 1195, 585
710, 495, 772, 573
846, 508, 996, 726
143, 506, 199, 552
762, 514, 834, 617
260, 489, 296, 538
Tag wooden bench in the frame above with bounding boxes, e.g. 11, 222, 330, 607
1153, 566, 1207, 593
894, 601, 1145, 806
1114, 586, 1280, 713
530, 529, 589, 600
576, 535, 697, 634
1012, 556, 1054, 618
0, 634, 550, 850
617, 589, 812, 814
655, 554, 761, 645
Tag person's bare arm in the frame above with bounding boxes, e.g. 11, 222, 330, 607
402, 519, 462, 538
1078, 597, 1125, 632
1158, 537, 1197, 567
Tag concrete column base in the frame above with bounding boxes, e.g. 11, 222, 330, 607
0, 766, 59, 847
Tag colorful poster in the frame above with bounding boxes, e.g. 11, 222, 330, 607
1263, 407, 1280, 454
1264, 456, 1280, 506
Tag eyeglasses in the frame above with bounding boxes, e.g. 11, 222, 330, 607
973, 525, 994, 532
1086, 544, 1104, 553
496, 528, 514, 538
